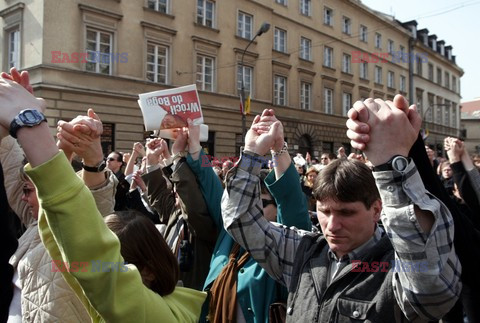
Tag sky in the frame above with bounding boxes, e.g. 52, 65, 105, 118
361, 0, 480, 102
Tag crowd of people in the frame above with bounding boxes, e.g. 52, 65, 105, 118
1, 67, 479, 322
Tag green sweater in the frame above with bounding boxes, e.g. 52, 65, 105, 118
28, 152, 206, 322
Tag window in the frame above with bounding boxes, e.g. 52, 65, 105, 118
416, 59, 422, 77
324, 88, 333, 114
196, 55, 215, 91
360, 61, 368, 79
146, 43, 168, 84
375, 33, 382, 49
342, 92, 352, 116
86, 28, 113, 75
444, 102, 450, 126
452, 76, 457, 92
237, 12, 253, 39
324, 7, 333, 26
274, 28, 287, 53
275, 0, 287, 5
445, 72, 450, 89
400, 75, 406, 92
387, 71, 394, 88
342, 17, 351, 35
300, 82, 312, 110
374, 66, 382, 84
360, 25, 368, 42
436, 67, 442, 85
324, 46, 333, 68
300, 37, 311, 60
428, 64, 434, 81
436, 104, 442, 125
147, 0, 168, 13
342, 54, 351, 73
427, 96, 434, 122
7, 28, 20, 69
387, 39, 394, 53
452, 103, 457, 128
300, 0, 311, 16
274, 75, 287, 106
237, 65, 253, 99
197, 0, 215, 28
399, 45, 405, 53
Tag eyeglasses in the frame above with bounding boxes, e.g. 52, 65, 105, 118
107, 157, 117, 162
262, 199, 276, 208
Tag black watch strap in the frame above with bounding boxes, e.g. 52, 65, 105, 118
82, 159, 107, 172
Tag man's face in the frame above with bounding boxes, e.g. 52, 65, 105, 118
107, 153, 122, 173
320, 154, 330, 165
317, 198, 381, 258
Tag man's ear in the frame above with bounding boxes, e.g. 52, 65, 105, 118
372, 199, 382, 222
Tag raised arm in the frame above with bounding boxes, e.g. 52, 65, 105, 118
0, 76, 205, 322
222, 109, 306, 287
347, 95, 461, 320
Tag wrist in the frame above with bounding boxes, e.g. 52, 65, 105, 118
146, 155, 160, 166
188, 143, 202, 155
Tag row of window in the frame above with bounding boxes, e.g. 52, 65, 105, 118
416, 60, 458, 92
417, 96, 458, 128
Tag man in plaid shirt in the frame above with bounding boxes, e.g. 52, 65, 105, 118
221, 95, 461, 322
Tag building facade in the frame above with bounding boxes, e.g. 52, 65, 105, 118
460, 99, 480, 154
0, 0, 463, 158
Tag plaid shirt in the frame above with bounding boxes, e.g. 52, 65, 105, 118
222, 151, 462, 321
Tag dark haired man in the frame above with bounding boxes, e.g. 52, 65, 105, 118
221, 100, 460, 322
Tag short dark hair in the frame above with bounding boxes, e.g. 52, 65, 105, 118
105, 211, 179, 296
112, 151, 123, 163
313, 158, 380, 209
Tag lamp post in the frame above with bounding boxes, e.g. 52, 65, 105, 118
240, 22, 270, 146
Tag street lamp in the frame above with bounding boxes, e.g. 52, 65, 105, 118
240, 22, 270, 145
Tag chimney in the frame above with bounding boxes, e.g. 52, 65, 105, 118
437, 40, 445, 56
445, 45, 452, 60
428, 35, 437, 51
417, 28, 429, 46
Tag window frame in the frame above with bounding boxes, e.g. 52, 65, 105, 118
300, 0, 311, 16
375, 33, 382, 49
300, 81, 312, 110
360, 25, 368, 42
274, 75, 287, 106
237, 64, 253, 99
374, 65, 383, 84
342, 53, 351, 74
237, 11, 253, 40
197, 0, 216, 28
323, 46, 333, 68
274, 27, 287, 53
7, 27, 21, 69
300, 37, 312, 61
342, 16, 351, 35
196, 54, 215, 92
324, 7, 333, 26
387, 71, 395, 88
146, 42, 169, 84
324, 88, 333, 114
360, 61, 368, 79
147, 0, 168, 13
342, 92, 352, 116
85, 28, 113, 75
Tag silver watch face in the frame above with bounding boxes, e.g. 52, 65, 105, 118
18, 110, 44, 125
392, 156, 408, 172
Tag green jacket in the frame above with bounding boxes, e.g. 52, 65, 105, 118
30, 152, 206, 322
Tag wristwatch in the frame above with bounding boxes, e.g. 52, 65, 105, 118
82, 159, 107, 172
373, 155, 410, 172
9, 109, 47, 138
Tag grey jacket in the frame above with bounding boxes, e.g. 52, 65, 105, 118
286, 234, 407, 322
